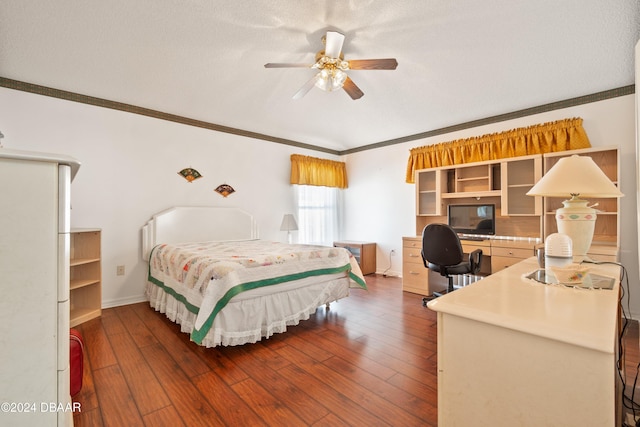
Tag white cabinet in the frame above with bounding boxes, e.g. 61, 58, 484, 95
0, 149, 80, 427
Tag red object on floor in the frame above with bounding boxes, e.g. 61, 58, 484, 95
69, 328, 84, 397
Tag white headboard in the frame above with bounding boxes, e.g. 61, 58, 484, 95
141, 207, 258, 260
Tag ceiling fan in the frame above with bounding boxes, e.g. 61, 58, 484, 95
264, 31, 398, 100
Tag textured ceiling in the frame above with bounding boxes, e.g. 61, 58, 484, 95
0, 0, 638, 153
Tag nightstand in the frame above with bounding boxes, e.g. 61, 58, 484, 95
333, 241, 376, 275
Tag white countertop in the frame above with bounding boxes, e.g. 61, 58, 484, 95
427, 257, 621, 354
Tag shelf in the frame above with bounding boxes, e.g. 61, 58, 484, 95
457, 176, 490, 182
70, 307, 102, 328
507, 183, 535, 188
70, 278, 100, 290
70, 257, 100, 267
442, 190, 501, 199
544, 211, 617, 215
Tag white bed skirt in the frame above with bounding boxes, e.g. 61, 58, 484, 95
146, 276, 351, 348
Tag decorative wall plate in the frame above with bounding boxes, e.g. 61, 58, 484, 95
215, 183, 235, 197
178, 167, 202, 182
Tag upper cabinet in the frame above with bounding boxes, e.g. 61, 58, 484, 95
413, 147, 619, 254
446, 162, 501, 198
500, 155, 542, 216
415, 168, 446, 216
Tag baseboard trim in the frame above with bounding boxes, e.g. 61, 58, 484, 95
102, 295, 148, 309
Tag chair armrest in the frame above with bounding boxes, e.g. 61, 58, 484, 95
469, 249, 483, 274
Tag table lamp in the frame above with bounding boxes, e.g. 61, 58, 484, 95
526, 154, 623, 261
280, 214, 298, 243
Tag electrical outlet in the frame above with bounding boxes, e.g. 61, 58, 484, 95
116, 265, 125, 276
390, 249, 396, 256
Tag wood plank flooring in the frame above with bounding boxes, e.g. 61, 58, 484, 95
71, 274, 640, 426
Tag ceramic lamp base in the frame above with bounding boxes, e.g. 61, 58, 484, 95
555, 196, 596, 262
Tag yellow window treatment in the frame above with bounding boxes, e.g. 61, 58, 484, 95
290, 154, 348, 188
405, 118, 591, 183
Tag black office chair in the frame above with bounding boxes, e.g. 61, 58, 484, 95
421, 223, 483, 306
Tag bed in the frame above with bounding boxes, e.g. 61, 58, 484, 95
142, 207, 367, 348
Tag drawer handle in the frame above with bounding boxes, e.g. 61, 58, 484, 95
508, 251, 514, 255
408, 254, 419, 257
409, 271, 420, 275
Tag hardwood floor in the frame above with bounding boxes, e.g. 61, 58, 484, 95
72, 275, 640, 426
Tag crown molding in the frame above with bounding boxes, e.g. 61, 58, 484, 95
1, 77, 633, 157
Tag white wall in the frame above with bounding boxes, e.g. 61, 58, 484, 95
343, 94, 640, 318
0, 87, 334, 307
2, 88, 638, 318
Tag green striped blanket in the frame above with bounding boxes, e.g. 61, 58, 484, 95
148, 240, 367, 344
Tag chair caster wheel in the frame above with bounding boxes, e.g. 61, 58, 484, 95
422, 296, 436, 306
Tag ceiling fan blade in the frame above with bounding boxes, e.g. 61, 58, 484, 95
292, 73, 320, 100
324, 31, 345, 59
347, 59, 398, 70
343, 77, 364, 100
264, 63, 313, 68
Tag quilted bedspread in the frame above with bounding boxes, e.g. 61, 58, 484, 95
147, 240, 367, 343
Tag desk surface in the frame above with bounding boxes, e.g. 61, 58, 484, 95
427, 257, 621, 353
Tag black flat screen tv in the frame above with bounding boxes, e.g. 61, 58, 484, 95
447, 204, 495, 235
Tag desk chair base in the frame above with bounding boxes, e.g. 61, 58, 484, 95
422, 277, 456, 306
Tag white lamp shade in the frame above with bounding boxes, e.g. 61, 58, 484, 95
280, 214, 298, 231
526, 155, 623, 198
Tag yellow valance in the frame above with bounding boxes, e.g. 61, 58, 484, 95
405, 118, 591, 183
290, 154, 348, 188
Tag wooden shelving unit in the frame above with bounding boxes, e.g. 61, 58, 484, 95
414, 156, 541, 239
406, 147, 621, 294
70, 228, 102, 327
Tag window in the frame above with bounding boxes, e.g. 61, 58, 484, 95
295, 185, 341, 246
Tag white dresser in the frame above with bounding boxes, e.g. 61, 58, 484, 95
0, 149, 80, 426
427, 257, 622, 426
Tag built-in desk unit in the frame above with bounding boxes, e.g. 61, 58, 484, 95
402, 236, 535, 295
405, 147, 620, 295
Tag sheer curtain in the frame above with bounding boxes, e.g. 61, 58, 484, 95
289, 154, 346, 246
295, 185, 341, 246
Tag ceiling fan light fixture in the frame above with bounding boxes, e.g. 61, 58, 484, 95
315, 67, 347, 92
266, 30, 397, 100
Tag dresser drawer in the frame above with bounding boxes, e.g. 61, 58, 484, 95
491, 256, 524, 273
403, 246, 424, 265
403, 237, 421, 249
461, 243, 491, 256
402, 265, 430, 295
491, 246, 532, 259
